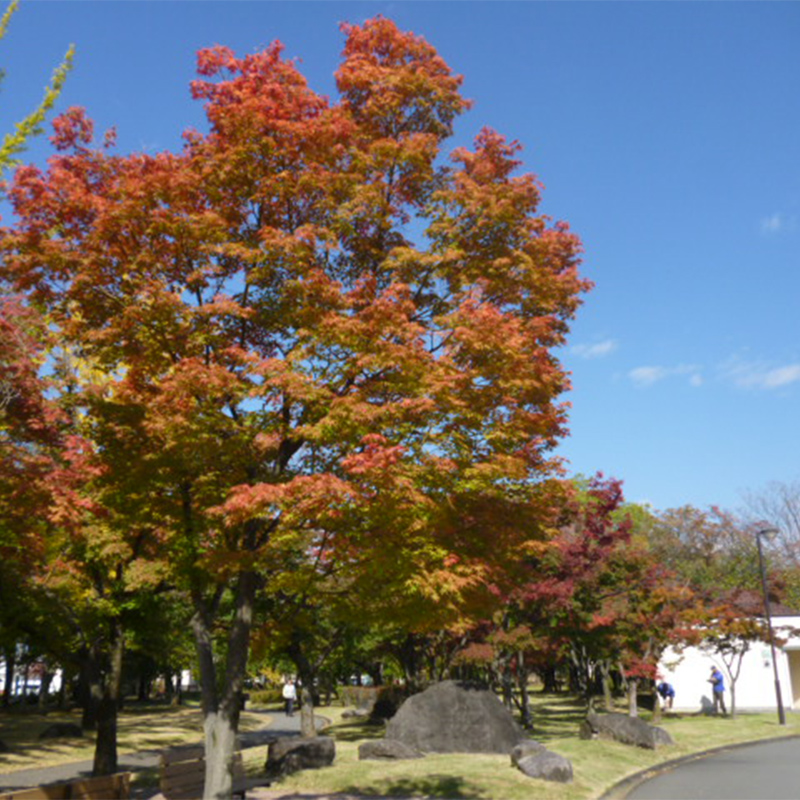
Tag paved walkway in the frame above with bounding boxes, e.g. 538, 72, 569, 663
0, 709, 316, 797
624, 737, 800, 799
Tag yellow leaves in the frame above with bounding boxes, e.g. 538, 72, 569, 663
123, 557, 170, 591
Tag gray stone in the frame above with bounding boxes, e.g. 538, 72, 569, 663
510, 740, 547, 763
581, 710, 674, 749
265, 735, 335, 777
38, 723, 83, 740
385, 680, 526, 754
358, 739, 425, 761
515, 750, 574, 783
342, 708, 370, 719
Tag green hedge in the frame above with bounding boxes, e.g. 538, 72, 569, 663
247, 688, 283, 706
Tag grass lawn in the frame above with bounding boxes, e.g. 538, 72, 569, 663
263, 697, 800, 800
0, 702, 271, 773
2, 696, 798, 799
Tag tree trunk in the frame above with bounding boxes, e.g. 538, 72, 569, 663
600, 661, 614, 711
194, 569, 257, 800
79, 653, 102, 731
92, 619, 124, 776
203, 711, 239, 800
651, 681, 663, 723
300, 686, 316, 738
627, 678, 639, 718
2, 647, 15, 708
516, 654, 532, 729
173, 672, 183, 706
38, 668, 53, 710
540, 665, 558, 694
500, 661, 514, 710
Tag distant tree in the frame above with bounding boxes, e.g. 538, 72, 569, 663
742, 479, 800, 567
697, 604, 770, 720
513, 477, 699, 715
646, 505, 761, 594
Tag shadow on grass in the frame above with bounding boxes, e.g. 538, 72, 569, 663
532, 693, 588, 743
328, 719, 386, 743
344, 775, 487, 798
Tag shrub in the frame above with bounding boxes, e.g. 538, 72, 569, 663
248, 688, 283, 706
337, 685, 377, 709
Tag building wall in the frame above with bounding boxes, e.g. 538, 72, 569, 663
658, 615, 800, 713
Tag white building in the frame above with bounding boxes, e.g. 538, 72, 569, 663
658, 613, 800, 713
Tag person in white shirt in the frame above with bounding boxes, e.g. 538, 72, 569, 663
282, 679, 297, 716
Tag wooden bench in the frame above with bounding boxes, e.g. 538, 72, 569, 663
0, 772, 130, 800
159, 745, 268, 800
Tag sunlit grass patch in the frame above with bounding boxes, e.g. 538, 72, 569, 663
0, 705, 270, 773
268, 696, 799, 800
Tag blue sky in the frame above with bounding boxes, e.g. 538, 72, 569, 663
3, 1, 799, 513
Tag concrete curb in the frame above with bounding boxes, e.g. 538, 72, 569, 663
598, 733, 800, 800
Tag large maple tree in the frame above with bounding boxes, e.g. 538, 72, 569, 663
2, 17, 588, 797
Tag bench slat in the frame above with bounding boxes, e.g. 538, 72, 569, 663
70, 773, 130, 800
0, 787, 70, 800
160, 747, 204, 767
0, 772, 129, 800
159, 746, 255, 800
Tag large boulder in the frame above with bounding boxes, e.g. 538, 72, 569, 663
358, 739, 425, 761
580, 710, 674, 749
385, 680, 525, 754
265, 736, 335, 777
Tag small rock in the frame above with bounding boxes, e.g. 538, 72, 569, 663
265, 735, 335, 777
516, 750, 574, 783
510, 739, 547, 764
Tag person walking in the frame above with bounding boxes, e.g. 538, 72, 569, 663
709, 666, 727, 715
282, 678, 297, 717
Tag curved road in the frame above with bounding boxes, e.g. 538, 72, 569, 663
626, 738, 800, 800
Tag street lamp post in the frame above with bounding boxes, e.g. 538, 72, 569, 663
756, 527, 786, 725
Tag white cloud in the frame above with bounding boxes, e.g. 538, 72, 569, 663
572, 339, 618, 359
760, 212, 797, 235
722, 357, 800, 390
629, 366, 668, 386
629, 364, 702, 388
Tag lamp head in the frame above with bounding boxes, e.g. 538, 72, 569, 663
756, 527, 779, 542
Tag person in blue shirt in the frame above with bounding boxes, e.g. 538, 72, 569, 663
709, 666, 727, 715
657, 681, 675, 710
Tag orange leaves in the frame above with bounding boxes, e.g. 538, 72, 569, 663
337, 17, 470, 140
340, 433, 406, 476
49, 107, 94, 151
215, 473, 356, 530
0, 14, 594, 655
451, 128, 524, 183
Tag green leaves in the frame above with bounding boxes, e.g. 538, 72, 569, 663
0, 0, 75, 172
